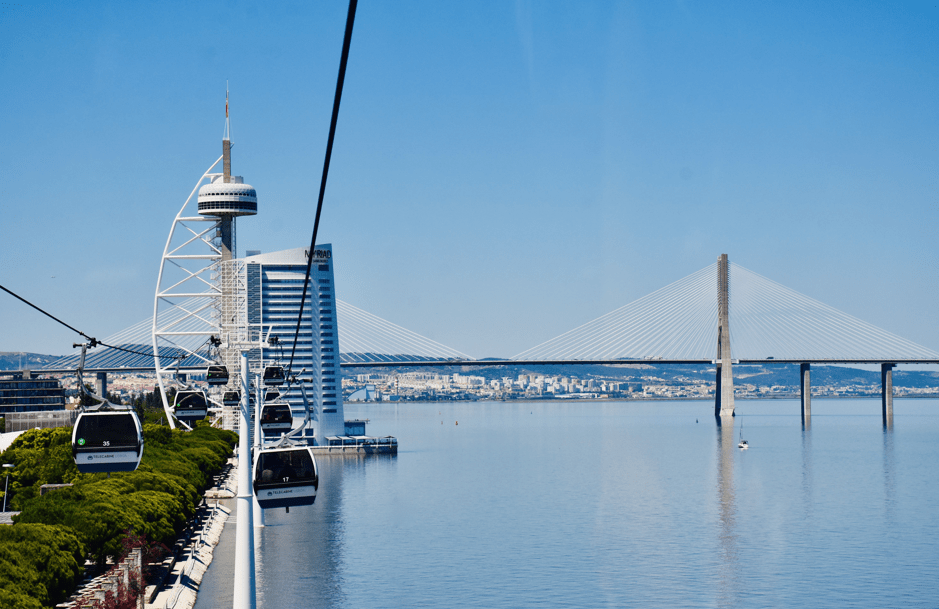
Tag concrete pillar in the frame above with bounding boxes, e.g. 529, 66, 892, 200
714, 254, 735, 417
881, 363, 895, 426
95, 372, 107, 398
800, 363, 811, 424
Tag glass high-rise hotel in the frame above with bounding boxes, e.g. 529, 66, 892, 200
242, 245, 344, 444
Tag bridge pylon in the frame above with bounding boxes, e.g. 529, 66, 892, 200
715, 254, 735, 418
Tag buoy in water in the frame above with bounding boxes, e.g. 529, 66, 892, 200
455, 421, 458, 425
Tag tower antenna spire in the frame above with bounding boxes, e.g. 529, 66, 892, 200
223, 83, 231, 182
224, 81, 231, 142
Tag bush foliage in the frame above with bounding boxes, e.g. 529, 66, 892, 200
0, 420, 236, 604
0, 523, 84, 606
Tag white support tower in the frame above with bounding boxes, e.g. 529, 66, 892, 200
152, 95, 258, 429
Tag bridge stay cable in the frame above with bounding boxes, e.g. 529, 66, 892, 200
511, 261, 939, 364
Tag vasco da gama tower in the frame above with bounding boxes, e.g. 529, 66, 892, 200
154, 97, 345, 442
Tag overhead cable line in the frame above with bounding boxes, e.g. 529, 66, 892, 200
0, 282, 183, 362
287, 0, 358, 377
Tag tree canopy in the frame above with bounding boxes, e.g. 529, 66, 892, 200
0, 420, 237, 604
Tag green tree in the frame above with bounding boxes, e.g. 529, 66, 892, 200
0, 523, 84, 606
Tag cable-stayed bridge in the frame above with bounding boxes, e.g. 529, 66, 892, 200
40, 255, 938, 419
41, 256, 939, 369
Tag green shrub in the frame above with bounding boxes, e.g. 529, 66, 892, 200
0, 523, 84, 606
3, 424, 235, 574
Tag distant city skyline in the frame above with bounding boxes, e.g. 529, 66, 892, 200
1, 1, 937, 366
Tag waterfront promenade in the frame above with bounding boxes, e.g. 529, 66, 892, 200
143, 459, 237, 609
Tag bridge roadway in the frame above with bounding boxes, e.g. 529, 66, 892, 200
18, 357, 939, 375
10, 357, 935, 428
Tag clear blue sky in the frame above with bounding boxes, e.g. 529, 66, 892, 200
1, 0, 937, 360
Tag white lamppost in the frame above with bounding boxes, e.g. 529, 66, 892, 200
2, 464, 14, 512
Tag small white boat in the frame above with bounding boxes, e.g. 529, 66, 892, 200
738, 422, 748, 449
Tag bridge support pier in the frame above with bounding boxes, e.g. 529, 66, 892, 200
800, 363, 811, 425
95, 372, 107, 399
714, 254, 735, 418
714, 363, 735, 418
881, 363, 895, 427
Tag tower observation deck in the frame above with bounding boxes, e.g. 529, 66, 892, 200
197, 134, 257, 263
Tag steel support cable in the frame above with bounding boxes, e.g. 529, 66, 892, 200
585, 266, 714, 352
0, 282, 181, 361
748, 284, 836, 358
587, 280, 709, 359
736, 272, 840, 359
340, 305, 436, 354
731, 269, 806, 359
339, 308, 425, 355
730, 263, 937, 359
337, 300, 469, 359
335, 309, 410, 357
339, 303, 469, 359
737, 268, 884, 357
652, 296, 715, 360
563, 277, 702, 358
527, 264, 717, 359
517, 285, 674, 359
733, 265, 830, 359
287, 0, 358, 378
614, 269, 716, 359
524, 264, 716, 360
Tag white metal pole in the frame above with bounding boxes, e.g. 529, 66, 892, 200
253, 377, 264, 527
233, 352, 256, 609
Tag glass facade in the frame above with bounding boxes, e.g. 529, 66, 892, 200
0, 375, 66, 412
244, 246, 344, 442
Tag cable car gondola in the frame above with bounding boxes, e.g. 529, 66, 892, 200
260, 402, 293, 432
223, 390, 241, 407
72, 410, 144, 473
174, 389, 208, 421
206, 365, 229, 386
253, 446, 318, 510
262, 366, 286, 387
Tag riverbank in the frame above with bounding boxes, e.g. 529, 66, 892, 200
143, 458, 237, 609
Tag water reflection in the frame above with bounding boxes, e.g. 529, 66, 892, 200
882, 424, 895, 520
801, 425, 813, 519
716, 417, 739, 607
256, 456, 348, 608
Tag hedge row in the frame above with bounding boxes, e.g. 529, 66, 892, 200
0, 422, 237, 605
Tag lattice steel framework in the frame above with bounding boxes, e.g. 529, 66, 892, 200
152, 157, 225, 429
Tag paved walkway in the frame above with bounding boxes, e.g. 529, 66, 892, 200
145, 458, 238, 609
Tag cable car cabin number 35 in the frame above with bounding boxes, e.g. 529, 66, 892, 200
72, 411, 144, 474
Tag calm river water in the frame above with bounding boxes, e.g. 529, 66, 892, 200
195, 398, 939, 608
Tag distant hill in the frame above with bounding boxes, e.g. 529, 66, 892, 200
0, 352, 62, 371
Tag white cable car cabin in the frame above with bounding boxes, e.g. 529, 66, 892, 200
262, 366, 286, 387
253, 446, 318, 510
72, 410, 144, 474
173, 389, 208, 421
222, 390, 241, 407
260, 402, 293, 432
206, 365, 229, 386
